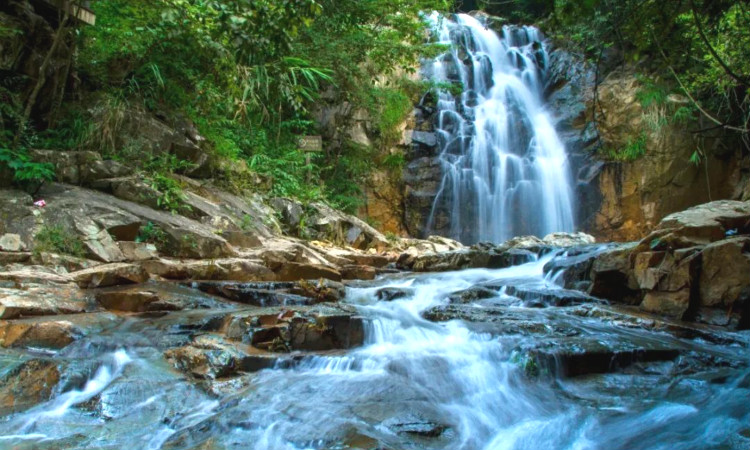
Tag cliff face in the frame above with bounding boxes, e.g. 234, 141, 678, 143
547, 49, 748, 242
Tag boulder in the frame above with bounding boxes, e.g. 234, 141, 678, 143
304, 202, 388, 251
588, 243, 638, 303
652, 200, 750, 246
71, 263, 149, 288
641, 290, 692, 319
0, 319, 80, 349
340, 265, 377, 280
699, 237, 750, 308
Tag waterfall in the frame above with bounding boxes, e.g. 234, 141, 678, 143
425, 13, 575, 244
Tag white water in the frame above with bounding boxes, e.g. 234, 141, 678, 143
425, 14, 575, 243
1, 258, 748, 449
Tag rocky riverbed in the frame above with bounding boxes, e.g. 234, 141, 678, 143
1, 171, 750, 449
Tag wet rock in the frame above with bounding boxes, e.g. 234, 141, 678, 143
165, 336, 249, 379
376, 287, 415, 302
71, 263, 149, 288
290, 314, 365, 351
447, 286, 499, 304
383, 414, 448, 438
505, 285, 602, 307
0, 358, 60, 414
0, 319, 81, 349
528, 337, 680, 377
409, 246, 536, 273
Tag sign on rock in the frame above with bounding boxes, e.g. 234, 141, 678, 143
298, 136, 323, 152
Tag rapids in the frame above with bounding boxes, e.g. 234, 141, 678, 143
1, 255, 748, 450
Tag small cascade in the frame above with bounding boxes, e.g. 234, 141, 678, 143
425, 13, 575, 244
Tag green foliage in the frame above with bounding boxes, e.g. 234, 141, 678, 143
34, 225, 86, 258
549, 0, 749, 139
608, 133, 647, 162
142, 154, 194, 214
136, 221, 168, 247
0, 148, 55, 185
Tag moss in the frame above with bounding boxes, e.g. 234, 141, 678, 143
33, 225, 86, 258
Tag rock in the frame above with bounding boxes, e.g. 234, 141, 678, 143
0, 269, 72, 285
0, 319, 80, 349
142, 258, 275, 281
529, 337, 680, 377
72, 215, 126, 262
71, 263, 149, 288
0, 286, 87, 319
118, 241, 159, 261
588, 244, 638, 303
542, 232, 596, 247
35, 252, 101, 272
290, 314, 365, 351
96, 289, 162, 312
304, 202, 388, 251
0, 359, 60, 414
699, 237, 750, 308
275, 262, 342, 282
654, 200, 750, 245
0, 234, 25, 252
270, 198, 304, 234
504, 285, 602, 308
641, 290, 692, 319
340, 265, 377, 280
191, 280, 346, 306
375, 287, 415, 302
165, 337, 248, 379
409, 246, 536, 272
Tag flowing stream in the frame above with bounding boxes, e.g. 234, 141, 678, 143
1, 255, 748, 450
425, 14, 575, 243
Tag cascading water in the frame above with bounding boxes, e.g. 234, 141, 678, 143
425, 14, 575, 244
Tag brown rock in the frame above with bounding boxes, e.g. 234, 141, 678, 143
0, 286, 87, 319
275, 262, 342, 282
0, 320, 80, 349
340, 265, 377, 280
96, 289, 161, 312
0, 359, 60, 414
143, 258, 275, 281
699, 237, 750, 307
641, 290, 691, 319
71, 263, 149, 288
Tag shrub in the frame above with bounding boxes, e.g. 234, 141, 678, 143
33, 225, 86, 257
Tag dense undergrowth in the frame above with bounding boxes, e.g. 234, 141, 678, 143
2, 0, 748, 208
1, 0, 449, 213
